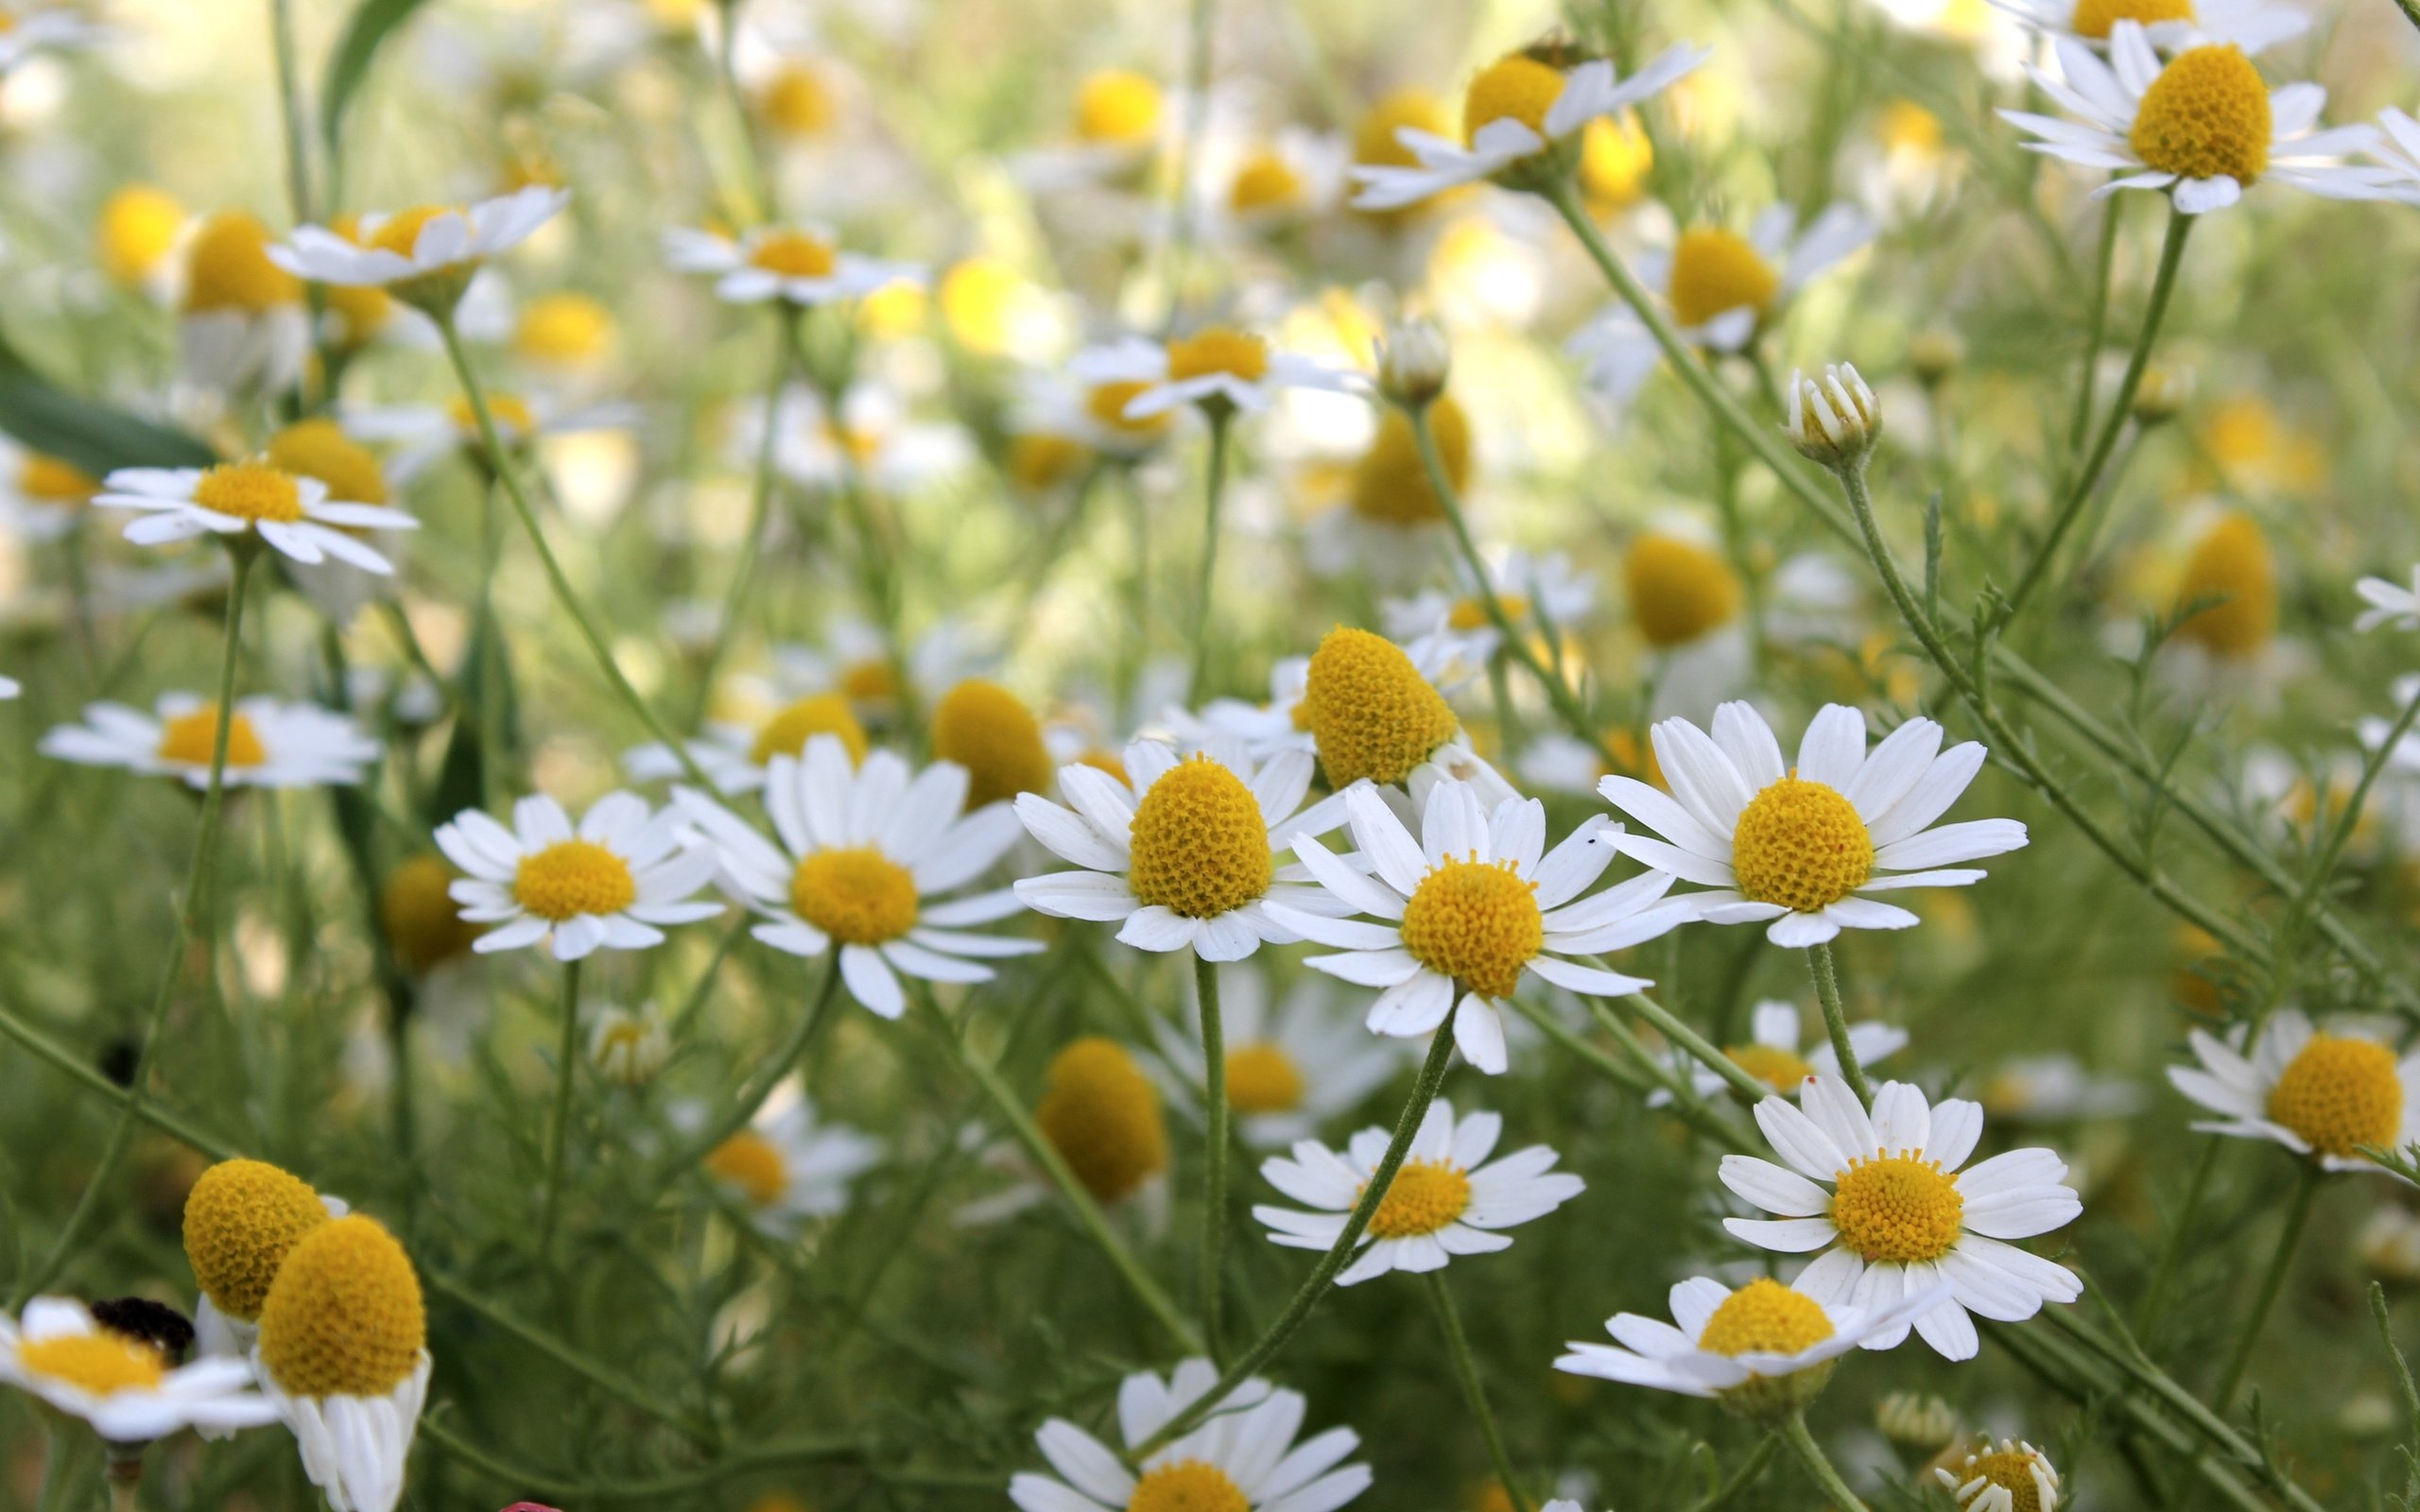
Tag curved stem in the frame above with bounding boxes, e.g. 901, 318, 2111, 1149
688, 309, 799, 729
1186, 409, 1233, 705
2210, 1160, 2322, 1417
1195, 953, 1230, 1362
538, 958, 583, 1261
1780, 1415, 1870, 1512
649, 955, 843, 1199
1804, 942, 1870, 1107
1425, 1271, 1529, 1512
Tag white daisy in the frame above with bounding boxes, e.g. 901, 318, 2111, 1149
1999, 26, 2384, 215
1937, 1439, 2064, 1512
1554, 1272, 1950, 1404
1013, 738, 1352, 961
1979, 1054, 2145, 1123
626, 690, 871, 794
589, 1000, 670, 1086
772, 614, 992, 726
434, 792, 723, 962
662, 223, 923, 306
93, 460, 418, 574
2367, 108, 2420, 204
1649, 999, 1908, 1107
1994, 0, 2305, 52
268, 186, 570, 289
0, 1298, 278, 1443
1720, 1073, 2084, 1360
695, 1079, 884, 1232
344, 391, 637, 484
1150, 964, 1408, 1147
2167, 1009, 2420, 1175
1347, 43, 1710, 210
1380, 549, 1597, 674
1072, 329, 1352, 421
673, 735, 1040, 1018
1009, 364, 1177, 459
735, 383, 971, 492
1160, 657, 1313, 763
1599, 701, 2029, 948
2355, 563, 2420, 630
1263, 780, 1696, 1075
41, 695, 379, 789
0, 434, 100, 542
1208, 129, 1351, 234
1009, 1358, 1371, 1512
1253, 1099, 1584, 1283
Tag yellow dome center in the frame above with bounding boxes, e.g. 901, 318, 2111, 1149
1698, 1278, 1837, 1356
1350, 397, 1471, 526
759, 63, 837, 137
2267, 1033, 2403, 1157
1011, 433, 1090, 491
839, 658, 900, 705
1224, 1040, 1305, 1114
1448, 593, 1528, 632
1400, 856, 1544, 1001
1301, 627, 1461, 787
751, 230, 839, 281
515, 293, 614, 366
705, 1130, 790, 1206
1960, 1451, 2050, 1512
380, 854, 480, 974
511, 839, 638, 921
1035, 1037, 1168, 1204
1727, 1041, 1818, 1092
1355, 88, 1454, 173
751, 695, 870, 766
1625, 534, 1741, 647
2175, 510, 2275, 657
931, 679, 1056, 809
182, 212, 301, 315
1829, 1154, 1965, 1263
1229, 151, 1305, 214
1582, 115, 1654, 207
156, 705, 267, 768
193, 460, 306, 524
1126, 1460, 1249, 1512
2128, 45, 2271, 184
1125, 755, 1274, 919
365, 205, 458, 263
1668, 229, 1781, 331
788, 845, 920, 945
1165, 328, 1270, 385
1731, 777, 1876, 913
182, 1158, 331, 1323
1365, 1158, 1474, 1238
19, 1332, 166, 1396
256, 1215, 426, 1399
20, 453, 98, 505
268, 419, 389, 507
1463, 55, 1564, 145
2071, 0, 2194, 34
1076, 70, 1164, 146
96, 186, 184, 286
1086, 379, 1174, 441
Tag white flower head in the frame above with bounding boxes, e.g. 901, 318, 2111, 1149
1994, 0, 2305, 52
2168, 1009, 2420, 1175
589, 1000, 671, 1086
694, 1079, 883, 1231
1075, 329, 1353, 422
1782, 362, 1882, 468
1936, 1438, 2064, 1512
0, 433, 100, 542
1160, 657, 1312, 764
0, 1298, 278, 1443
269, 187, 569, 291
1650, 1000, 1908, 1108
436, 792, 724, 962
42, 695, 379, 789
2355, 563, 2420, 631
0, 6, 105, 72
662, 223, 924, 306
94, 460, 418, 575
1380, 549, 1597, 675
1150, 964, 1408, 1147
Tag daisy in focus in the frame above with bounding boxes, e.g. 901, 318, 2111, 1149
1599, 702, 2028, 948
42, 695, 379, 788
1253, 1099, 1583, 1282
269, 187, 571, 306
434, 792, 723, 961
2167, 1009, 2420, 1175
1071, 327, 1352, 421
1150, 965, 1406, 1147
250, 1216, 431, 1512
698, 1080, 884, 1231
1651, 999, 1908, 1106
0, 1297, 279, 1443
1720, 1074, 2083, 1359
1292, 626, 1509, 808
663, 223, 923, 306
94, 460, 417, 574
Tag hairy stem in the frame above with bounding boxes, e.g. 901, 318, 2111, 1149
1805, 941, 1870, 1106
1196, 952, 1230, 1362
1426, 1270, 1530, 1512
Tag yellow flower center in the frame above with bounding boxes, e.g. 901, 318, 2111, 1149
840, 658, 899, 705
1076, 69, 1164, 146
380, 854, 480, 974
1582, 114, 1654, 207
2266, 1033, 2403, 1157
751, 694, 870, 766
1086, 379, 1174, 440
938, 257, 1018, 352
96, 185, 184, 286
1697, 1277, 1837, 1356
2071, 0, 2194, 35
511, 839, 638, 922
931, 679, 1056, 809
448, 393, 539, 437
256, 1215, 426, 1399
2175, 510, 2275, 657
1229, 150, 1305, 214
1730, 776, 1876, 913
192, 460, 306, 524
1164, 328, 1270, 386
758, 62, 837, 137
1225, 1040, 1305, 1114
1354, 88, 1455, 176
156, 705, 268, 768
268, 419, 388, 507
365, 205, 459, 263
1625, 534, 1740, 647
1878, 99, 1945, 155
1463, 55, 1565, 145
182, 1159, 331, 1323
1300, 626, 1461, 787
788, 845, 920, 945
1399, 856, 1544, 1001
1125, 755, 1274, 919
1957, 1451, 2050, 1512
751, 229, 839, 281
1035, 1038, 1168, 1204
704, 1130, 790, 1206
1829, 1154, 1965, 1263
1727, 1041, 1818, 1092
1126, 1460, 1249, 1512
1365, 1158, 1475, 1238
1350, 397, 1471, 525
1010, 433, 1090, 491
515, 293, 614, 367
1447, 593, 1528, 632
182, 211, 301, 315
18, 1332, 166, 1396
2128, 44, 2271, 184
19, 452, 98, 505
1668, 229, 1782, 331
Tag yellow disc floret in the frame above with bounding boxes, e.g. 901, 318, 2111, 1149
1164, 328, 1270, 386
1087, 379, 1174, 442
1127, 1460, 1250, 1512
1697, 1278, 1836, 1356
182, 1159, 332, 1322
1229, 151, 1305, 215
18, 453, 99, 506
2071, 0, 2194, 34
931, 679, 1056, 808
192, 460, 306, 524
758, 62, 837, 138
1582, 115, 1655, 208
1829, 1154, 1965, 1263
1225, 1041, 1305, 1114
19, 1332, 166, 1395
514, 293, 615, 368
2128, 44, 2271, 185
256, 1215, 425, 1399
268, 419, 389, 507
511, 839, 638, 922
1730, 777, 1876, 913
1399, 856, 1544, 1001
1355, 88, 1455, 173
751, 695, 870, 766
1366, 1158, 1474, 1238
1625, 534, 1740, 646
380, 855, 481, 974
1350, 397, 1471, 526
365, 205, 457, 263
1667, 229, 1781, 331
1075, 70, 1163, 146
1463, 55, 1565, 145
182, 212, 301, 315
1300, 627, 1461, 786
789, 846, 920, 945
2266, 1033, 2403, 1157
704, 1131, 789, 1206
1953, 1448, 2055, 1512
1727, 1042, 1818, 1092
1125, 755, 1274, 919
96, 186, 184, 287
751, 230, 838, 281
156, 705, 267, 768
1034, 1038, 1168, 1204
2174, 510, 2275, 657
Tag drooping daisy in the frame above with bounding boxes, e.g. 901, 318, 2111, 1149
1347, 43, 1710, 210
434, 792, 723, 961
1720, 1074, 2083, 1360
1600, 702, 2028, 947
1650, 999, 1908, 1107
1265, 781, 1694, 1074
0, 434, 101, 541
182, 1159, 349, 1364
698, 1079, 883, 1232
251, 1216, 431, 1512
269, 187, 570, 307
1031, 1036, 1173, 1211
1073, 328, 1352, 421
1994, 0, 2305, 52
0, 1298, 277, 1443
42, 695, 379, 789
662, 223, 923, 306
674, 735, 1039, 1017
627, 691, 870, 793
1937, 1440, 2063, 1512
931, 679, 1062, 810
2355, 563, 2420, 631
1253, 1099, 1583, 1282
1381, 549, 1597, 674
1013, 738, 1351, 961
1150, 964, 1407, 1147
1291, 626, 1509, 808
2168, 1010, 2420, 1174
1009, 1358, 1371, 1512
93, 459, 417, 574
1999, 26, 2383, 215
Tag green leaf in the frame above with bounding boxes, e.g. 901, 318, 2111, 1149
0, 330, 216, 476
320, 0, 434, 156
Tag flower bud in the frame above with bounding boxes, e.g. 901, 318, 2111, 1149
1876, 1390, 1960, 1452
1782, 362, 1881, 470
1907, 330, 1962, 387
2132, 362, 2192, 425
1375, 316, 1451, 406
589, 1002, 670, 1087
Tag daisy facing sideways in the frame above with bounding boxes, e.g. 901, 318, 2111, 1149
1651, 999, 1908, 1107
1150, 965, 1406, 1147
0, 1297, 279, 1443
250, 1216, 431, 1512
269, 186, 569, 299
42, 695, 378, 789
2167, 1009, 2420, 1175
1253, 1099, 1583, 1283
697, 1079, 884, 1232
435, 792, 722, 961
94, 460, 417, 574
1720, 1074, 2083, 1360
1010, 1358, 1372, 1512
662, 223, 923, 306
1599, 701, 2028, 948
1070, 328, 1352, 421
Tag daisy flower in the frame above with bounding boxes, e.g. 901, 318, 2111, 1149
1720, 1074, 2083, 1360
1264, 781, 1695, 1074
736, 383, 971, 493
1650, 999, 1908, 1107
434, 792, 723, 962
180, 1160, 350, 1374
0, 435, 100, 542
1161, 657, 1313, 763
589, 1000, 671, 1087
1012, 738, 1351, 961
1073, 329, 1352, 421
662, 223, 923, 306
2354, 562, 2420, 631
1381, 549, 1597, 674
1009, 1358, 1371, 1512
1347, 43, 1710, 210
1012, 67, 1174, 192
0, 1298, 278, 1443
1994, 0, 2306, 52
1151, 965, 1407, 1147
1011, 363, 1176, 460
93, 459, 417, 574
1999, 26, 2383, 215
627, 690, 871, 793
1253, 1099, 1583, 1283
180, 211, 312, 395
42, 695, 379, 789
1979, 1054, 2144, 1123
2167, 1009, 2420, 1174
269, 186, 570, 301
1290, 626, 1510, 808
251, 1216, 431, 1512
673, 735, 1039, 1018
1937, 1440, 2064, 1512
1210, 129, 1350, 234
697, 1079, 883, 1232
1599, 701, 2029, 948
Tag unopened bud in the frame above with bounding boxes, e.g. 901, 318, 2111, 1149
1907, 330, 1962, 387
1375, 317, 1451, 406
1783, 362, 1881, 470
1876, 1390, 1960, 1452
2132, 363, 2192, 424
590, 1001, 670, 1087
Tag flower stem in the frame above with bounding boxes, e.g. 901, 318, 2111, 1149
1804, 941, 1870, 1107
1780, 1414, 1871, 1512
689, 308, 800, 730
537, 957, 585, 1260
1196, 952, 1231, 1363
648, 954, 844, 1202
2210, 1160, 2322, 1417
2134, 1136, 2221, 1341
1425, 1270, 1530, 1512
1186, 408, 1233, 705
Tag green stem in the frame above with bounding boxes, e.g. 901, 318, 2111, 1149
1619, 989, 1773, 1105
2063, 193, 2121, 472
0, 998, 235, 1159
538, 958, 583, 1260
420, 1270, 713, 1442
2134, 1136, 2220, 1341
1779, 1415, 1870, 1512
1804, 942, 1870, 1107
1426, 1271, 1530, 1512
268, 0, 314, 225
1694, 1434, 1779, 1511
1186, 409, 1233, 705
688, 308, 799, 730
2209, 1160, 2322, 1417
649, 955, 843, 1199
1196, 953, 1230, 1363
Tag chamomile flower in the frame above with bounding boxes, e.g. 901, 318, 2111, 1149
181, 1159, 352, 1376
1161, 657, 1313, 762
1301, 393, 1471, 584
1600, 702, 2028, 948
1150, 965, 1405, 1146
93, 459, 417, 574
2367, 108, 2420, 204
698, 1080, 883, 1231
42, 695, 378, 788
1999, 26, 2383, 215
251, 1216, 431, 1512
737, 383, 971, 492
627, 691, 870, 792
1266, 781, 1693, 1074
1720, 1074, 2083, 1360
1995, 0, 2306, 52
2167, 1010, 2420, 1174
589, 1001, 671, 1086
1009, 1359, 1371, 1512
0, 434, 100, 541
1211, 129, 1350, 234
1651, 1000, 1908, 1107
1031, 1036, 1173, 1209
1381, 550, 1596, 672
1012, 68, 1172, 192
1937, 1440, 2063, 1512
434, 792, 723, 962
0, 5, 104, 74
663, 223, 922, 306
774, 615, 991, 729
345, 390, 636, 485
178, 211, 310, 395
1292, 626, 1507, 806
269, 187, 570, 307
1012, 360, 1175, 458
2355, 563, 2420, 631
1980, 1055, 2144, 1123
0, 1298, 276, 1443
1347, 43, 1710, 210
1253, 1099, 1583, 1282
1075, 329, 1352, 421
674, 735, 1039, 1018
1012, 738, 1351, 961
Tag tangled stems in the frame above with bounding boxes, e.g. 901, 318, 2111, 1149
537, 958, 585, 1262
1186, 407, 1234, 705
1803, 943, 1872, 1107
1195, 953, 1231, 1362
1425, 1271, 1530, 1512
1778, 1414, 1870, 1512
1130, 1005, 1462, 1460
689, 308, 800, 729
